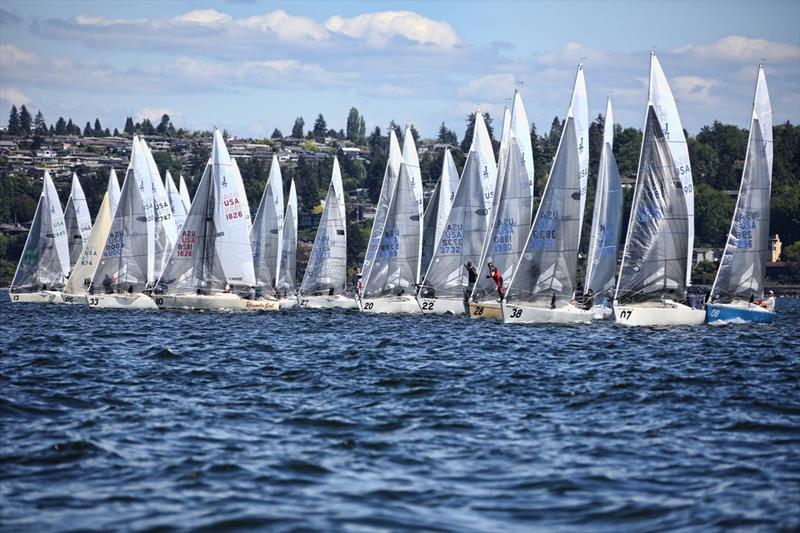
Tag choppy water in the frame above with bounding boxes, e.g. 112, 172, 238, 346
1, 295, 799, 532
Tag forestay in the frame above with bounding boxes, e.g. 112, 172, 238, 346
165, 170, 188, 233
362, 164, 421, 298
300, 157, 348, 295
11, 171, 70, 292
278, 179, 297, 293
584, 98, 623, 298
710, 66, 773, 303
64, 173, 93, 267
251, 156, 284, 291
420, 148, 458, 276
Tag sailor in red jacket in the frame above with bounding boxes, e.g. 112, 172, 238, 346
487, 262, 504, 301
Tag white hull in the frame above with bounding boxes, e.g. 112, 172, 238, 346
590, 305, 613, 320
360, 295, 421, 314
614, 301, 705, 326
62, 292, 88, 305
9, 291, 64, 304
502, 302, 594, 324
154, 293, 279, 311
298, 294, 359, 310
416, 296, 466, 315
279, 297, 298, 310
88, 293, 157, 310
467, 301, 502, 320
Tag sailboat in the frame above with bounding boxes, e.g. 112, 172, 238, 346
154, 130, 276, 310
165, 170, 188, 233
417, 111, 498, 315
179, 174, 192, 210
583, 97, 623, 319
63, 169, 121, 303
276, 179, 298, 308
502, 65, 592, 324
298, 157, 357, 309
88, 137, 158, 309
707, 66, 774, 324
140, 138, 178, 279
63, 172, 93, 268
10, 170, 70, 303
613, 53, 705, 326
251, 155, 285, 304
360, 161, 422, 313
470, 91, 534, 320
420, 148, 459, 277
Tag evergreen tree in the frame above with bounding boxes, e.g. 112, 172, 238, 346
291, 117, 305, 138
19, 105, 32, 136
156, 114, 171, 135
460, 112, 495, 153
437, 122, 458, 145
358, 116, 366, 145
410, 124, 420, 145
7, 105, 20, 136
66, 118, 75, 135
94, 118, 103, 135
124, 117, 135, 135
113, 128, 120, 137
104, 128, 111, 136
84, 121, 93, 136
140, 118, 155, 135
346, 107, 361, 142
368, 126, 382, 152
55, 116, 67, 135
271, 128, 283, 139
33, 111, 47, 136
313, 113, 327, 141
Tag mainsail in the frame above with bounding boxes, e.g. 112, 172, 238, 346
710, 66, 773, 303
140, 137, 178, 277
509, 90, 535, 207
300, 157, 348, 295
584, 97, 623, 298
179, 174, 192, 210
157, 130, 255, 293
401, 126, 424, 283
165, 170, 188, 233
108, 168, 121, 214
63, 172, 93, 267
278, 179, 297, 293
251, 155, 284, 291
420, 148, 458, 275
10, 171, 70, 292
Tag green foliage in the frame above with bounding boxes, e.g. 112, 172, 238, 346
460, 112, 495, 154
692, 260, 718, 285
771, 182, 800, 245
151, 151, 181, 178
271, 128, 283, 140
437, 122, 458, 145
312, 114, 327, 141
695, 184, 735, 246
346, 220, 370, 269
7, 105, 20, 136
19, 105, 32, 137
346, 107, 366, 144
291, 117, 305, 138
783, 241, 800, 263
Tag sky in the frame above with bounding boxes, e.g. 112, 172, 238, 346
1, 0, 799, 139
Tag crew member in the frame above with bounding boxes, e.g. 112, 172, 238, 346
486, 262, 504, 301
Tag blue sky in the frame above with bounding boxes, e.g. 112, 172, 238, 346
1, 0, 798, 139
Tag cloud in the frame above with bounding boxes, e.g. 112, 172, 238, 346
0, 44, 41, 67
135, 107, 180, 123
459, 74, 516, 101
240, 10, 329, 41
175, 9, 233, 26
674, 35, 800, 64
325, 11, 460, 48
0, 8, 22, 26
0, 86, 31, 106
671, 75, 716, 104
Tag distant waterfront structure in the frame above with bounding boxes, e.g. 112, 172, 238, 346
771, 234, 782, 262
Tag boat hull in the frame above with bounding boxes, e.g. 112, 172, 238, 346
467, 301, 502, 320
154, 293, 279, 311
590, 305, 613, 320
706, 303, 775, 324
613, 301, 705, 326
62, 292, 88, 305
298, 294, 359, 310
501, 302, 594, 324
88, 293, 157, 310
279, 297, 298, 310
360, 295, 421, 314
9, 291, 64, 304
416, 296, 466, 315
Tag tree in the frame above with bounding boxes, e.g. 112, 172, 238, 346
113, 128, 120, 136
437, 122, 458, 145
66, 118, 75, 135
291, 117, 305, 138
55, 117, 67, 135
83, 121, 93, 136
271, 128, 283, 139
460, 111, 495, 153
7, 105, 20, 136
94, 118, 103, 136
346, 107, 361, 143
313, 113, 327, 141
368, 126, 382, 152
33, 111, 47, 136
140, 118, 155, 135
19, 105, 32, 136
410, 124, 420, 146
784, 241, 800, 263
156, 114, 171, 135
124, 117, 135, 135
358, 116, 366, 145
695, 183, 735, 246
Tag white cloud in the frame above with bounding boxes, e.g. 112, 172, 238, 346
325, 11, 460, 48
674, 35, 800, 64
672, 75, 716, 104
459, 74, 516, 100
0, 86, 31, 106
240, 10, 328, 42
175, 9, 233, 26
0, 44, 41, 67
135, 107, 180, 123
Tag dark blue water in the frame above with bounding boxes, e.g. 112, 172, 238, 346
1, 295, 799, 532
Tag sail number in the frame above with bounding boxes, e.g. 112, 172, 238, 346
363, 302, 374, 310
299, 299, 309, 307
89, 297, 99, 306
12, 295, 19, 301
421, 301, 435, 311
509, 307, 523, 318
473, 306, 484, 316
618, 310, 633, 319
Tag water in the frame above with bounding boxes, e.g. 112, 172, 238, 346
1, 296, 799, 532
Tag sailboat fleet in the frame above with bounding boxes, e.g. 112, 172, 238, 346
8, 55, 778, 325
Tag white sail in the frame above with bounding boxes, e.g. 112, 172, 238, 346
301, 157, 348, 295
63, 172, 93, 267
401, 126, 424, 283
584, 97, 623, 298
165, 170, 188, 233
179, 174, 192, 210
108, 168, 121, 215
572, 67, 589, 239
421, 148, 459, 275
362, 163, 421, 297
91, 137, 156, 293
420, 111, 497, 298
139, 137, 178, 277
710, 66, 773, 303
510, 90, 535, 210
614, 54, 692, 305
497, 106, 512, 181
10, 171, 70, 292
157, 130, 255, 293
278, 179, 297, 293
649, 54, 695, 286
361, 129, 402, 285
251, 155, 285, 291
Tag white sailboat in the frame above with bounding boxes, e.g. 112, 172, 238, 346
360, 161, 422, 314
251, 155, 284, 302
707, 66, 774, 324
10, 170, 70, 303
88, 137, 158, 309
140, 138, 178, 279
583, 97, 623, 319
420, 148, 459, 277
165, 170, 188, 233
502, 65, 593, 324
613, 53, 705, 326
179, 173, 192, 210
154, 130, 276, 311
470, 91, 535, 320
63, 169, 121, 303
417, 111, 497, 315
298, 157, 357, 309
63, 172, 93, 268
277, 179, 298, 309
